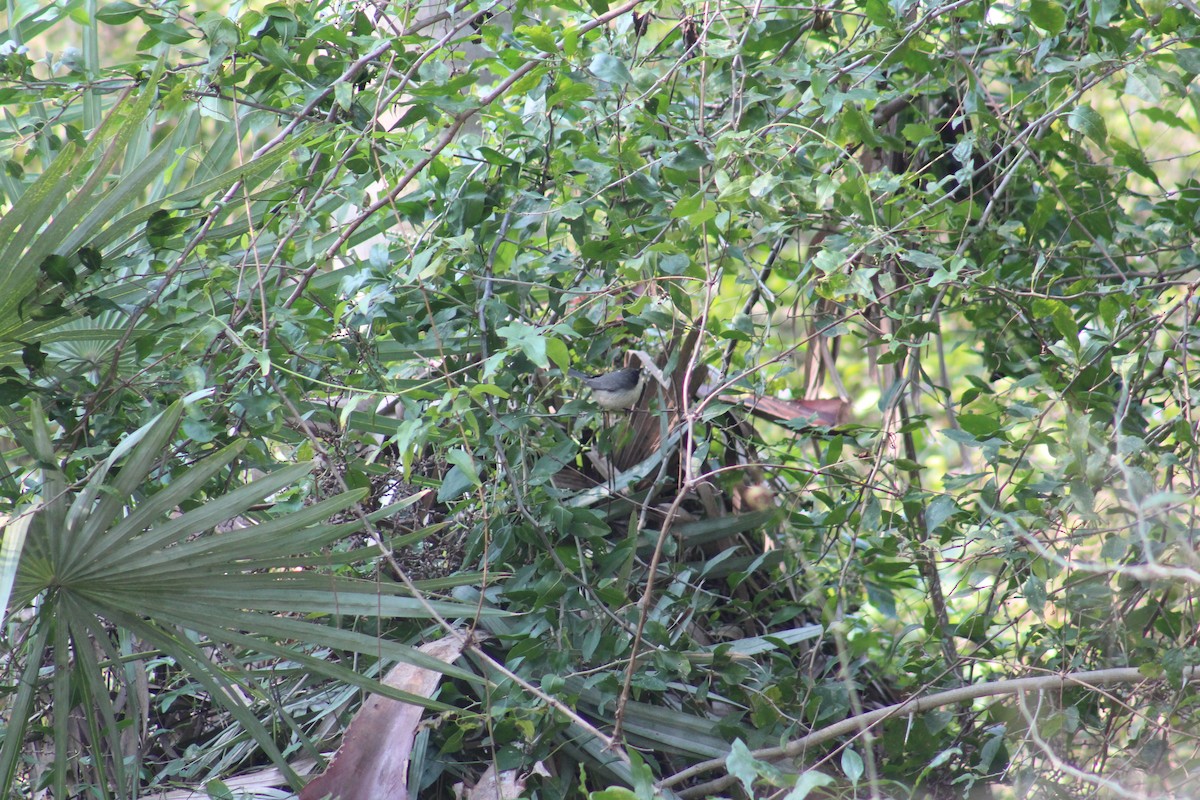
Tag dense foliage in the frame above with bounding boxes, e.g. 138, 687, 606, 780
2, 0, 1199, 797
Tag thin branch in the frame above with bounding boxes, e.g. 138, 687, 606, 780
1017, 692, 1146, 800
661, 666, 1200, 796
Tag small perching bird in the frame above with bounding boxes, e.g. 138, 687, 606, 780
568, 366, 646, 410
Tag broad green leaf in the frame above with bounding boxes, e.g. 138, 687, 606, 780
925, 494, 959, 533
784, 771, 836, 800
1176, 47, 1200, 74
1066, 104, 1107, 147
841, 748, 864, 783
96, 1, 143, 24
497, 320, 549, 367
1124, 66, 1161, 102
589, 53, 633, 85
728, 739, 790, 792
1032, 297, 1079, 345
445, 448, 482, 488
1111, 139, 1161, 187
516, 24, 559, 53
1030, 0, 1066, 33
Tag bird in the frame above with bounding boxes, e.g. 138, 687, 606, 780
568, 366, 645, 410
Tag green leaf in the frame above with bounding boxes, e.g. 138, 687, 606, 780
1024, 575, 1047, 611
5, 403, 496, 793
925, 495, 959, 533
671, 193, 704, 218
546, 336, 570, 374
66, 401, 188, 571
841, 748, 864, 783
749, 173, 778, 197
590, 791, 638, 800
1140, 662, 1165, 679
901, 249, 942, 270
1066, 104, 1107, 147
668, 142, 711, 171
96, 1, 142, 24
1175, 47, 1200, 74
1111, 139, 1161, 187
902, 122, 937, 143
862, 0, 893, 26
783, 771, 836, 800
589, 53, 633, 86
1099, 295, 1122, 330
1041, 53, 1106, 72
1030, 0, 1066, 33
146, 20, 194, 44
497, 321, 549, 367
1032, 297, 1079, 346
531, 440, 579, 482
439, 465, 477, 501
445, 448, 482, 488
334, 81, 353, 111
627, 749, 656, 800
727, 739, 763, 793
1136, 106, 1191, 131
38, 254, 75, 290
0, 60, 167, 345
516, 24, 559, 53
1124, 66, 1161, 102
548, 80, 594, 106
958, 413, 1001, 437
728, 739, 791, 791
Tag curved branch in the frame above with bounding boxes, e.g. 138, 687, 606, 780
660, 666, 1200, 797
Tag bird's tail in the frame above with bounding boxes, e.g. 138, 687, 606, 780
567, 368, 588, 379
